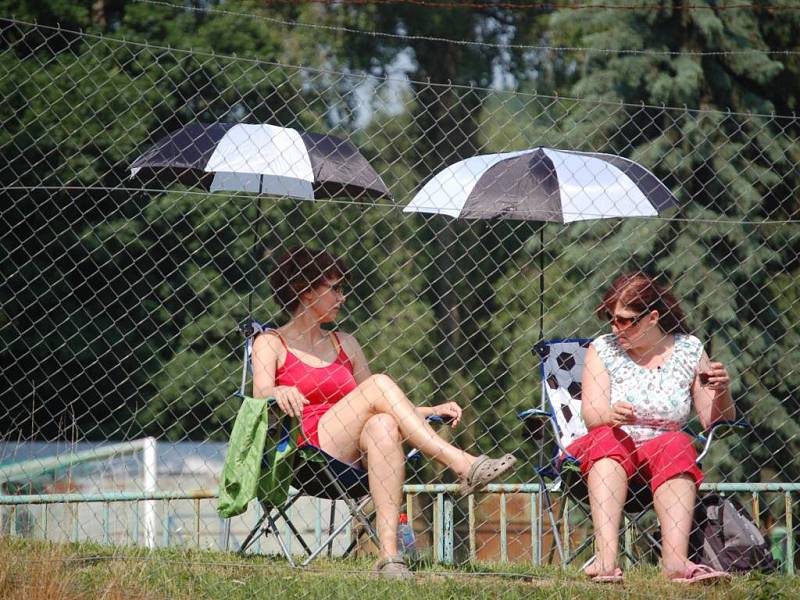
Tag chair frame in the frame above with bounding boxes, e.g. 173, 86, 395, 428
237, 438, 379, 567
518, 337, 745, 567
227, 319, 435, 566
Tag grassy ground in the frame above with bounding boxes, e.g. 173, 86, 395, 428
0, 538, 794, 600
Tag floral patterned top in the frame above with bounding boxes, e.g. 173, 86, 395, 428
592, 333, 704, 443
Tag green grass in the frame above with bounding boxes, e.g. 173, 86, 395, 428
0, 538, 795, 600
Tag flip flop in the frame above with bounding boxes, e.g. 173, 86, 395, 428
669, 564, 731, 584
586, 566, 624, 584
459, 454, 517, 497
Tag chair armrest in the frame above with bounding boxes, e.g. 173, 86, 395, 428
695, 419, 750, 443
704, 418, 749, 438
233, 391, 277, 404
695, 419, 750, 463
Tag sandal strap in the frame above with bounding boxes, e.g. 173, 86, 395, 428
375, 556, 406, 569
466, 454, 515, 487
465, 455, 489, 486
686, 564, 719, 577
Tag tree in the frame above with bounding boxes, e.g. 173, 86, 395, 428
522, 1, 800, 483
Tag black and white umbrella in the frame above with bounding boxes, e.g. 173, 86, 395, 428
404, 147, 676, 222
130, 122, 390, 200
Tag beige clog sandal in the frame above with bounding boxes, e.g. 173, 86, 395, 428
459, 454, 517, 497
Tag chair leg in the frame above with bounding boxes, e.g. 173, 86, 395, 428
625, 509, 662, 563
238, 511, 270, 555
302, 496, 373, 566
538, 473, 567, 566
324, 465, 379, 545
265, 510, 297, 567
580, 553, 596, 572
274, 505, 314, 557
327, 500, 336, 558
342, 504, 377, 558
565, 535, 594, 566
238, 495, 306, 557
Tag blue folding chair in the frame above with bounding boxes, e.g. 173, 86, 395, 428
517, 338, 745, 566
230, 319, 436, 566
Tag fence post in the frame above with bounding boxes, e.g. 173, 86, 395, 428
786, 492, 794, 575
143, 437, 157, 549
442, 494, 454, 565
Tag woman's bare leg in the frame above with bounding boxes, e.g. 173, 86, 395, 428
317, 374, 474, 476
359, 414, 404, 559
585, 458, 628, 576
654, 474, 696, 577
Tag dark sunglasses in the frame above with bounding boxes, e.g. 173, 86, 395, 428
321, 281, 345, 293
609, 310, 650, 328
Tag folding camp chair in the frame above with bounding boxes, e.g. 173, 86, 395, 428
517, 337, 745, 567
230, 319, 435, 566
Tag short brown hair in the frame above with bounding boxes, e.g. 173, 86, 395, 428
596, 272, 689, 334
270, 246, 347, 315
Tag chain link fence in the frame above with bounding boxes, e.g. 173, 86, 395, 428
1, 12, 799, 592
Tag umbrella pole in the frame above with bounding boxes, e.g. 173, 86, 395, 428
249, 176, 266, 317
247, 183, 264, 320
538, 226, 544, 343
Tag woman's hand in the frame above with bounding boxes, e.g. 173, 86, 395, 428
698, 361, 730, 392
273, 386, 309, 418
429, 401, 463, 428
607, 401, 636, 427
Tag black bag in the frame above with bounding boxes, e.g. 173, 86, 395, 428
689, 493, 778, 573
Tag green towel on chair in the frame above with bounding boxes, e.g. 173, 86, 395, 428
217, 396, 297, 518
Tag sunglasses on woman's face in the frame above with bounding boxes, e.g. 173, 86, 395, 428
609, 310, 649, 329
320, 280, 345, 294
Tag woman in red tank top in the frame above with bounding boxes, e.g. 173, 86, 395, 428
269, 328, 356, 447
251, 246, 516, 576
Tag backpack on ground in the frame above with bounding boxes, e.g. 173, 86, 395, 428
689, 493, 778, 573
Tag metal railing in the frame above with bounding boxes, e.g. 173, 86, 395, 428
1, 483, 795, 574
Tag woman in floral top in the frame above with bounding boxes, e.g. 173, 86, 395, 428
570, 272, 735, 584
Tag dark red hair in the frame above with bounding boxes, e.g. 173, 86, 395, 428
270, 246, 347, 315
596, 272, 689, 334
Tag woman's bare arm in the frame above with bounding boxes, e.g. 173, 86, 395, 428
251, 333, 308, 417
692, 350, 736, 429
581, 345, 623, 429
251, 333, 281, 398
336, 331, 372, 384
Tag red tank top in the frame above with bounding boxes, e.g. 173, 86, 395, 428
272, 331, 357, 405
270, 331, 358, 447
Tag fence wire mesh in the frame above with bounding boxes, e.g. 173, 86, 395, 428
1, 4, 799, 597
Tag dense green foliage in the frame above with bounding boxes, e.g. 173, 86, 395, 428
1, 1, 798, 493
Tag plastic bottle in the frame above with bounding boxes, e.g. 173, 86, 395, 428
397, 513, 416, 560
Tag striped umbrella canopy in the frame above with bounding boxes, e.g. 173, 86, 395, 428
130, 122, 390, 200
404, 147, 676, 222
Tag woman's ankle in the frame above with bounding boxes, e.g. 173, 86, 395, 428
584, 559, 617, 575
661, 558, 693, 577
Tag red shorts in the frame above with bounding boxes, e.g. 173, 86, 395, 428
564, 426, 703, 493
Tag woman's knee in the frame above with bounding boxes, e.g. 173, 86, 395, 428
660, 431, 698, 457
362, 413, 402, 447
570, 426, 636, 479
587, 456, 631, 480
365, 373, 397, 391
362, 373, 402, 406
